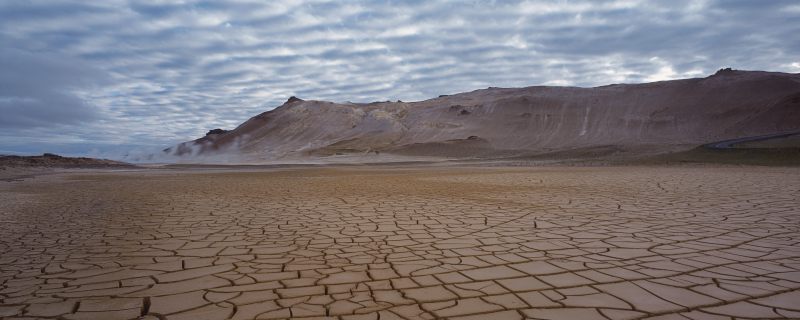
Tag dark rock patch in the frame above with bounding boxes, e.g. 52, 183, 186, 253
206, 128, 228, 136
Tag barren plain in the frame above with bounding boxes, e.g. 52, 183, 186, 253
1, 166, 800, 320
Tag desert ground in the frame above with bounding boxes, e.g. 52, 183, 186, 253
1, 165, 800, 320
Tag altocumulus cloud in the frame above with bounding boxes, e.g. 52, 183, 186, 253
0, 0, 798, 157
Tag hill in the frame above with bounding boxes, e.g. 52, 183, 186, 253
165, 69, 800, 163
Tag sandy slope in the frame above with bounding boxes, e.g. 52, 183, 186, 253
167, 69, 800, 163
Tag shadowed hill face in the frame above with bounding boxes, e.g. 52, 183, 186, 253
166, 70, 800, 162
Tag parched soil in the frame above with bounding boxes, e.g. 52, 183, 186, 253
1, 166, 800, 319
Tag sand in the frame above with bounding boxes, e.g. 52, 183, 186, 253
1, 165, 800, 319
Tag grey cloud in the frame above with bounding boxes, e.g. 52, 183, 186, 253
0, 49, 108, 128
0, 0, 799, 157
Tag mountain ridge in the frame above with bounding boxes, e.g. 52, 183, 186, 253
165, 69, 800, 163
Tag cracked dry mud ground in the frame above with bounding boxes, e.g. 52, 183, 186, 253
1, 167, 800, 320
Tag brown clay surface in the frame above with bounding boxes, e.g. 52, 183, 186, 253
1, 166, 800, 319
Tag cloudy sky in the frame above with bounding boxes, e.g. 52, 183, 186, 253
1, 0, 799, 157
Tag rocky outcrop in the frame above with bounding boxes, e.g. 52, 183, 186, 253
286, 96, 303, 103
206, 128, 228, 136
